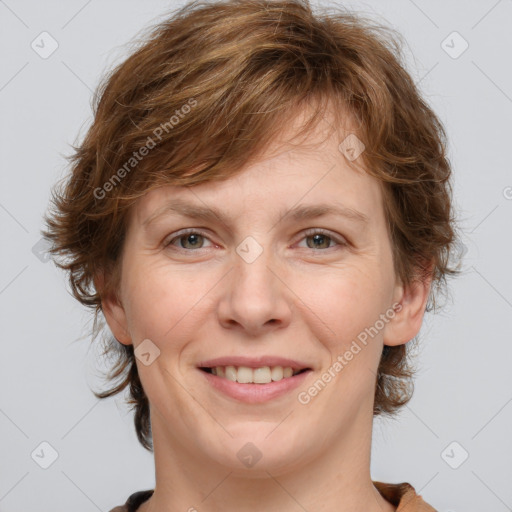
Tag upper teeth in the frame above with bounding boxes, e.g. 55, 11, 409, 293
211, 366, 299, 384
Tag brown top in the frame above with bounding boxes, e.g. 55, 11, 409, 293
373, 481, 438, 511
109, 481, 438, 511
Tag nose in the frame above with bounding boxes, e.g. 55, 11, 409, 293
217, 246, 292, 335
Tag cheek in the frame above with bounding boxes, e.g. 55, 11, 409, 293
293, 264, 390, 353
121, 260, 215, 342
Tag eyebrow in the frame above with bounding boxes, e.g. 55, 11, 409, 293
142, 197, 370, 229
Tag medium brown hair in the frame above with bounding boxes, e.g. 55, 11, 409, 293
43, 0, 459, 451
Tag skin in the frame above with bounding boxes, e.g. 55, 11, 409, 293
101, 106, 431, 512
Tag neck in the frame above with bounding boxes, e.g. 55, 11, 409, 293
139, 406, 395, 512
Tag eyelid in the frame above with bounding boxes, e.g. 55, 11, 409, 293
163, 228, 214, 249
296, 228, 347, 249
164, 227, 348, 252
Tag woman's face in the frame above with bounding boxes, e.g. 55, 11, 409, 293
103, 113, 425, 475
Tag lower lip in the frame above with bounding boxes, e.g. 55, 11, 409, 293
198, 369, 311, 403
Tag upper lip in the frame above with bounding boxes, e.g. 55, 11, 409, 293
197, 356, 312, 371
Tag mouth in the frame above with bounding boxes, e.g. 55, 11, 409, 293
195, 356, 313, 402
198, 365, 311, 384
197, 363, 313, 403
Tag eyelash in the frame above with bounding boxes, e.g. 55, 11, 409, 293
163, 228, 347, 252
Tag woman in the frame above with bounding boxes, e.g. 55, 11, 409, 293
43, 0, 458, 510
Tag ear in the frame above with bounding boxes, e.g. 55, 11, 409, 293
94, 270, 132, 346
383, 270, 432, 347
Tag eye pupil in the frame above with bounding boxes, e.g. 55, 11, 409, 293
182, 233, 202, 249
307, 233, 330, 249
169, 231, 340, 252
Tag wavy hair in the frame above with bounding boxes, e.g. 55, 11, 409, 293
43, 0, 459, 451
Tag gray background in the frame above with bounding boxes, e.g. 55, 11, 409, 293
1, 0, 511, 510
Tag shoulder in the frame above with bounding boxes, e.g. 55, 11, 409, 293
108, 490, 154, 512
111, 485, 435, 511
373, 480, 438, 511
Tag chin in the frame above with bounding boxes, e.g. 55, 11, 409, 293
206, 430, 311, 476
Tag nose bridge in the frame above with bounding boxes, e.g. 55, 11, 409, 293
236, 238, 275, 295
217, 234, 291, 332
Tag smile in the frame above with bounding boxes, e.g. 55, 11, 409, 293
199, 365, 309, 384
198, 365, 312, 403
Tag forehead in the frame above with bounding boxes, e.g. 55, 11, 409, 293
130, 102, 383, 228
